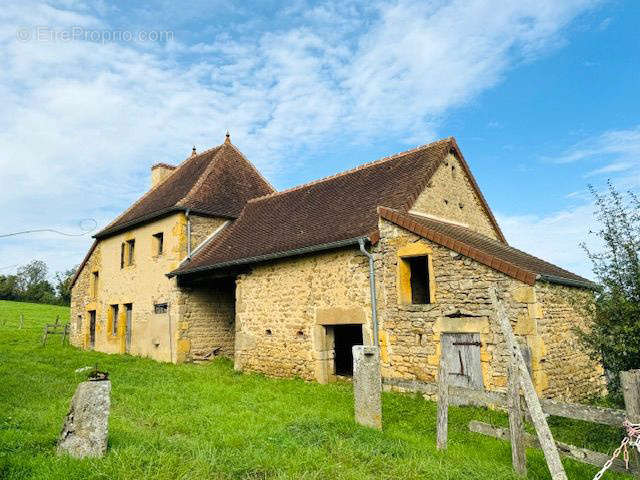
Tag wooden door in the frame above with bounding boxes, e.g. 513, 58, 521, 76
441, 332, 483, 389
89, 311, 96, 349
125, 304, 132, 353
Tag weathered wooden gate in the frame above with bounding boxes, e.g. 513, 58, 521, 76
441, 332, 483, 389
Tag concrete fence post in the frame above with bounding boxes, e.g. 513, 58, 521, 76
353, 346, 382, 430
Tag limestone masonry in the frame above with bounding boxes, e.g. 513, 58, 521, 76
71, 136, 605, 402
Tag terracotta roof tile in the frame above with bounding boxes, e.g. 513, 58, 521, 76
379, 207, 593, 288
95, 143, 274, 238
173, 138, 457, 275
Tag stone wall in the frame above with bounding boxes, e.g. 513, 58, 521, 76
376, 218, 529, 393
189, 215, 228, 252
234, 247, 372, 381
70, 244, 101, 347
375, 218, 605, 401
176, 279, 236, 362
70, 213, 188, 361
410, 152, 500, 240
535, 282, 606, 401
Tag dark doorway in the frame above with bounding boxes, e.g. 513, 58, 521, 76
333, 324, 363, 376
89, 310, 96, 349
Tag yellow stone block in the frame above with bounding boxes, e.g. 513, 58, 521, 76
528, 303, 543, 319
179, 321, 189, 330
177, 338, 191, 354
492, 375, 507, 387
514, 313, 536, 335
379, 331, 390, 364
397, 243, 433, 257
512, 285, 535, 304
480, 349, 492, 362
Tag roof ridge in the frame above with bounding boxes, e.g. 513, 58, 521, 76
178, 144, 228, 207
246, 137, 453, 204
227, 142, 277, 193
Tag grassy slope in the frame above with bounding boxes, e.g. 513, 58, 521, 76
0, 300, 629, 480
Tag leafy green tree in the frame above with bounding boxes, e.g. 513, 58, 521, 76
15, 260, 56, 304
0, 274, 19, 300
578, 182, 640, 398
54, 267, 77, 305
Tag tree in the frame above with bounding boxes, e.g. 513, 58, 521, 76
15, 260, 56, 304
54, 267, 77, 305
0, 274, 19, 300
577, 182, 640, 398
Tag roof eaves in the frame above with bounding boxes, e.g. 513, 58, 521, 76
95, 207, 238, 239
537, 274, 597, 290
379, 206, 537, 285
170, 235, 369, 278
70, 240, 97, 289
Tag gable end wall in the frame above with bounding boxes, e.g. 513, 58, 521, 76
409, 153, 500, 240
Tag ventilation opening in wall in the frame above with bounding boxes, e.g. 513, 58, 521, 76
332, 324, 363, 376
265, 329, 272, 336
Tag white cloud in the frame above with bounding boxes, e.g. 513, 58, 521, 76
556, 125, 640, 164
498, 204, 600, 280
0, 0, 601, 275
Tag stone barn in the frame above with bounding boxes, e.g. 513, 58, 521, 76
70, 134, 605, 402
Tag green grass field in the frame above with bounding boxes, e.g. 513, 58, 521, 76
0, 300, 630, 479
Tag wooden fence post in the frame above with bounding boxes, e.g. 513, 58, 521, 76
621, 370, 640, 479
508, 358, 527, 476
490, 288, 567, 480
436, 353, 449, 450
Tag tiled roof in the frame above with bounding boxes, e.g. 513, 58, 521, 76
379, 207, 593, 288
173, 137, 504, 275
95, 141, 274, 238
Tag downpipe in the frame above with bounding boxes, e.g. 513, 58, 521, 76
358, 238, 379, 347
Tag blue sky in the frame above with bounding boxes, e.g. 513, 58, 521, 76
0, 0, 638, 279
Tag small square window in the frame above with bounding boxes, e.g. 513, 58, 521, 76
154, 303, 168, 314
153, 232, 164, 256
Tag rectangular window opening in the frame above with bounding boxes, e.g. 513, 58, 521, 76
126, 239, 135, 265
110, 304, 119, 336
408, 255, 430, 304
120, 243, 125, 269
153, 232, 164, 256
154, 303, 168, 314
91, 271, 99, 299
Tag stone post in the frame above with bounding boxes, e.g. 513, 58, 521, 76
353, 346, 382, 430
57, 380, 111, 458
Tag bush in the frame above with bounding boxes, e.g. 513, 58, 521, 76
577, 182, 640, 399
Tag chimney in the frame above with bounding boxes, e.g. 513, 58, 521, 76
151, 163, 176, 188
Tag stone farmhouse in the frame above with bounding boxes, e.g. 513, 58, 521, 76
70, 134, 604, 402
